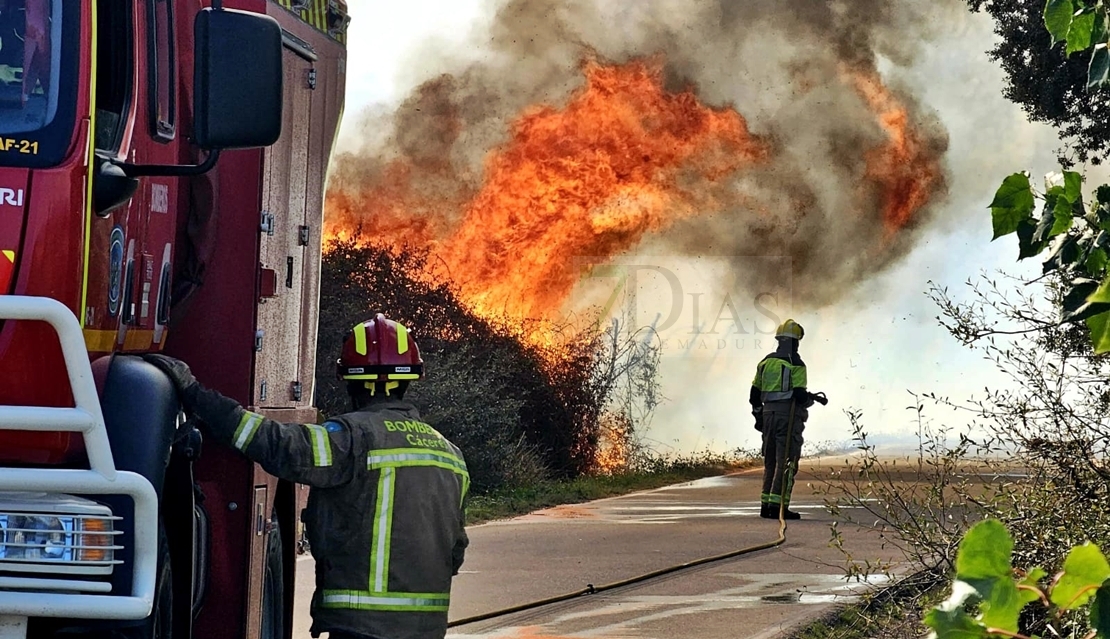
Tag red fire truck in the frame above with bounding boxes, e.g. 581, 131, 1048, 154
0, 0, 347, 638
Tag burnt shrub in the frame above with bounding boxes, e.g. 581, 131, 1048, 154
316, 238, 611, 492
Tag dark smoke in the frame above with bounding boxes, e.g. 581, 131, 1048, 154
328, 0, 954, 309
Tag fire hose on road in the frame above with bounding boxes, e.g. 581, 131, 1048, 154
448, 397, 812, 629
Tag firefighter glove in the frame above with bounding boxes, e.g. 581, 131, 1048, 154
142, 354, 201, 407
753, 407, 763, 432
811, 391, 828, 406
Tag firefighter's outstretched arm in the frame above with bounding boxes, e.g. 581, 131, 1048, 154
792, 386, 814, 407
143, 354, 355, 488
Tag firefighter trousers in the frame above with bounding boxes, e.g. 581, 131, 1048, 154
760, 405, 805, 506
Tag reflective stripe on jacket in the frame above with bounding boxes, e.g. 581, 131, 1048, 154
192, 389, 469, 639
752, 353, 807, 403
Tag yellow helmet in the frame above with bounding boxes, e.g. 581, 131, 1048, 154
775, 319, 804, 340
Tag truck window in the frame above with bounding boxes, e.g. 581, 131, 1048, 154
0, 0, 62, 134
146, 0, 173, 141
94, 0, 132, 152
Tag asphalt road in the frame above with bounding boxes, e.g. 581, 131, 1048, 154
293, 459, 909, 638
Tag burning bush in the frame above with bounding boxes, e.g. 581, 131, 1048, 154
315, 238, 656, 492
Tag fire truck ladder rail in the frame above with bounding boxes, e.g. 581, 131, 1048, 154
0, 296, 159, 638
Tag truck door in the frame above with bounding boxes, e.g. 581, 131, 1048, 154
255, 47, 318, 411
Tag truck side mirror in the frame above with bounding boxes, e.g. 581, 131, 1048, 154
193, 8, 283, 150
93, 159, 140, 216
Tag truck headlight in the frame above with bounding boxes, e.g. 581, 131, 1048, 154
0, 492, 120, 576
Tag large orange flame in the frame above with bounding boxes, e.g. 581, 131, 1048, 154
442, 60, 769, 319
324, 57, 942, 321
842, 65, 943, 233
325, 161, 462, 248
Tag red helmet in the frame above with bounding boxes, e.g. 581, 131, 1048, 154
336, 314, 424, 382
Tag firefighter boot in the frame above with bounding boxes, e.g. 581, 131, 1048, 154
763, 502, 801, 520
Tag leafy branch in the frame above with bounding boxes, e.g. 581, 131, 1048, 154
990, 170, 1110, 350
987, 0, 1110, 352
925, 520, 1110, 638
1043, 0, 1110, 88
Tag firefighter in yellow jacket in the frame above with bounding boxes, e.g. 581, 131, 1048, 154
145, 314, 468, 639
749, 319, 826, 520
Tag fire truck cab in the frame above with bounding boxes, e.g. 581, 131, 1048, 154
0, 1, 347, 638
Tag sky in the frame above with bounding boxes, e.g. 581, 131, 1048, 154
335, 0, 1103, 455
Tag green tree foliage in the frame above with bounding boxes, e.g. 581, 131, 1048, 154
980, 0, 1110, 351
926, 520, 1110, 638
989, 170, 1110, 351
967, 0, 1110, 164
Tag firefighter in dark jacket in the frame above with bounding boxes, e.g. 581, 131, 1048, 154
145, 314, 468, 639
749, 319, 826, 520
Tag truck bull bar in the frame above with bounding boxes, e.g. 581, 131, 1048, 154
0, 297, 158, 639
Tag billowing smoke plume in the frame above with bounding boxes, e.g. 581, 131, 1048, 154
326, 0, 951, 315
